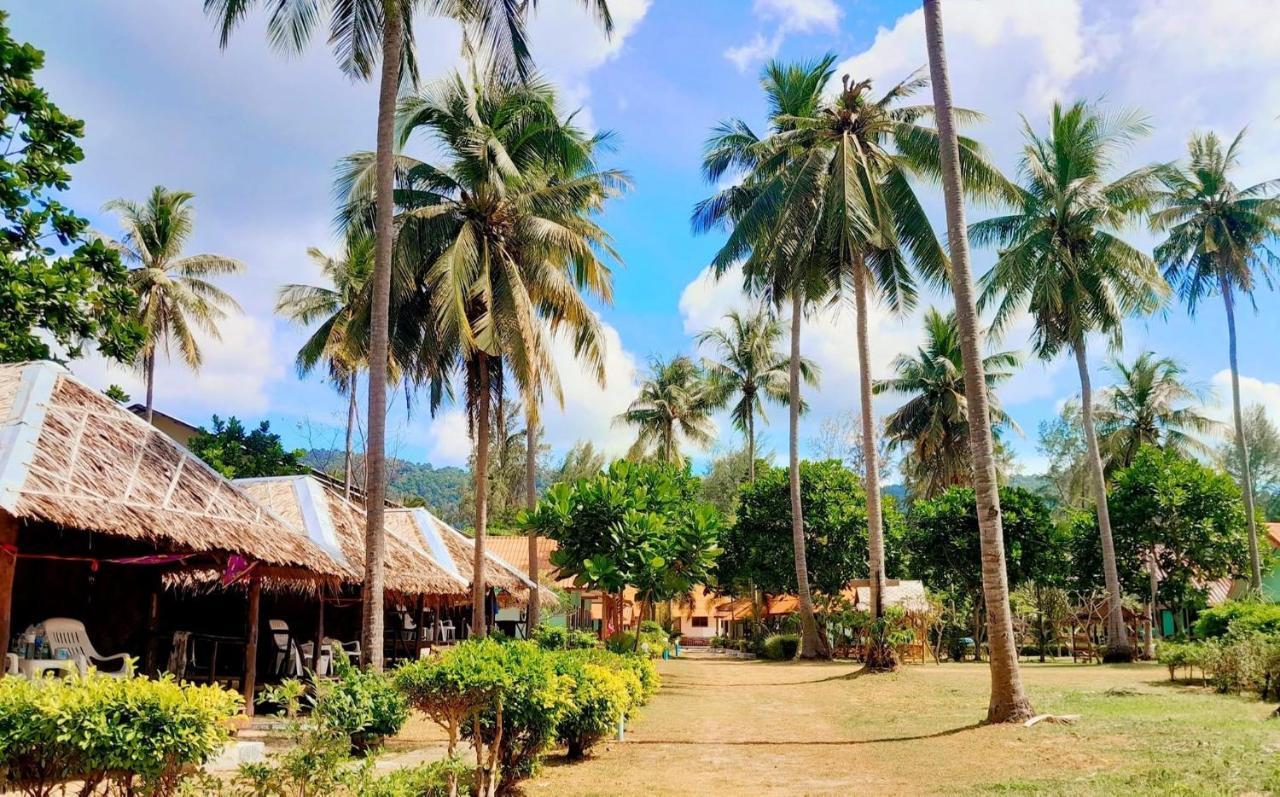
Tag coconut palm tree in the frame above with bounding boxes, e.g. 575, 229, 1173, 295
206, 0, 614, 670
697, 306, 818, 482
1150, 129, 1280, 592
975, 100, 1168, 661
1096, 351, 1219, 473
341, 68, 623, 638
275, 235, 379, 500
923, 0, 1034, 722
698, 55, 1007, 656
104, 187, 244, 423
693, 57, 837, 659
618, 355, 719, 463
873, 307, 1019, 499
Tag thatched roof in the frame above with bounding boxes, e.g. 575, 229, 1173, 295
236, 476, 468, 599
0, 361, 346, 579
385, 508, 559, 609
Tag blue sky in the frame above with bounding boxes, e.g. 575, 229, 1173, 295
12, 0, 1280, 476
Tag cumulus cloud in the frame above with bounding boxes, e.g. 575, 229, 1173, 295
725, 0, 842, 72
1208, 371, 1280, 428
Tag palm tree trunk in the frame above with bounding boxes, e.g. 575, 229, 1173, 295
1222, 279, 1263, 591
526, 417, 540, 630
789, 291, 825, 659
144, 351, 156, 423
747, 399, 756, 483
852, 259, 887, 625
472, 356, 491, 639
924, 0, 1034, 723
360, 5, 402, 672
344, 374, 357, 502
1146, 548, 1159, 659
1073, 340, 1131, 660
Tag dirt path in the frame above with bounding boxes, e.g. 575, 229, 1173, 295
519, 656, 1277, 796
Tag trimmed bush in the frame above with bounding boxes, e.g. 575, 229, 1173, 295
0, 672, 240, 796
312, 656, 408, 752
531, 624, 599, 651
550, 655, 632, 760
760, 634, 799, 661
1195, 601, 1280, 639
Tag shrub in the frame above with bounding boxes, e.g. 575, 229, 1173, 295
1157, 640, 1197, 681
0, 672, 241, 796
1195, 601, 1280, 639
555, 648, 660, 706
531, 623, 599, 651
312, 656, 408, 752
550, 656, 632, 760
461, 641, 571, 791
760, 634, 800, 661
606, 625, 669, 658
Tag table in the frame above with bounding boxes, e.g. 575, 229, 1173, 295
18, 658, 79, 679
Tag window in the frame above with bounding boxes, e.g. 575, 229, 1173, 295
691, 616, 709, 628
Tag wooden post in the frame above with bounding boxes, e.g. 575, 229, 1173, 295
0, 512, 16, 653
144, 587, 161, 675
311, 597, 325, 672
242, 577, 262, 716
415, 595, 425, 657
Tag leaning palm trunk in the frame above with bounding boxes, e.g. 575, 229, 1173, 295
344, 376, 357, 501
472, 358, 492, 639
853, 261, 893, 670
1073, 340, 1131, 660
746, 398, 756, 483
924, 0, 1034, 722
789, 291, 825, 659
526, 419, 540, 630
1222, 279, 1263, 591
360, 9, 402, 671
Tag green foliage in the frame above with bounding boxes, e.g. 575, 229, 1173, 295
0, 672, 241, 796
605, 623, 669, 658
0, 12, 141, 364
311, 656, 408, 751
1104, 447, 1249, 611
717, 460, 907, 597
907, 485, 1065, 602
760, 634, 799, 661
189, 415, 308, 479
103, 384, 130, 403
257, 677, 306, 719
1194, 601, 1280, 639
461, 641, 571, 788
530, 623, 599, 651
698, 447, 757, 522
550, 655, 632, 760
526, 459, 722, 605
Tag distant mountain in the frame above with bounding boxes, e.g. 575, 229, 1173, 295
303, 450, 469, 526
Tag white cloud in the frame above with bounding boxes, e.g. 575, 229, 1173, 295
725, 0, 842, 72
423, 410, 473, 464
66, 312, 283, 418
538, 318, 642, 459
1208, 371, 1280, 428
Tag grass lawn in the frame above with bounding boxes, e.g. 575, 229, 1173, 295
501, 656, 1280, 796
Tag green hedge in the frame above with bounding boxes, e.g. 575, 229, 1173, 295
1195, 602, 1280, 639
760, 634, 799, 661
0, 672, 241, 795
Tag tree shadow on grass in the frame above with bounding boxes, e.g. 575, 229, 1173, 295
672, 665, 873, 688
623, 721, 983, 747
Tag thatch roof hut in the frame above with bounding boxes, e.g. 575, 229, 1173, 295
0, 361, 348, 582
236, 476, 468, 599
385, 508, 559, 609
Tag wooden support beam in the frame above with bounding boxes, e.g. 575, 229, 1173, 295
144, 584, 161, 675
0, 512, 17, 653
242, 577, 262, 716
311, 597, 325, 672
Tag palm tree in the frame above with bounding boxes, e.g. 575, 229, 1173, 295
697, 56, 1006, 655
342, 69, 623, 638
1150, 129, 1280, 592
923, 0, 1034, 722
206, 0, 614, 670
1096, 352, 1218, 473
873, 308, 1019, 499
275, 235, 379, 500
697, 306, 818, 482
975, 100, 1168, 662
104, 187, 244, 422
693, 57, 838, 659
618, 355, 719, 463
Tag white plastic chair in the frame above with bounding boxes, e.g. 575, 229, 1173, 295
269, 620, 317, 677
41, 618, 133, 677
